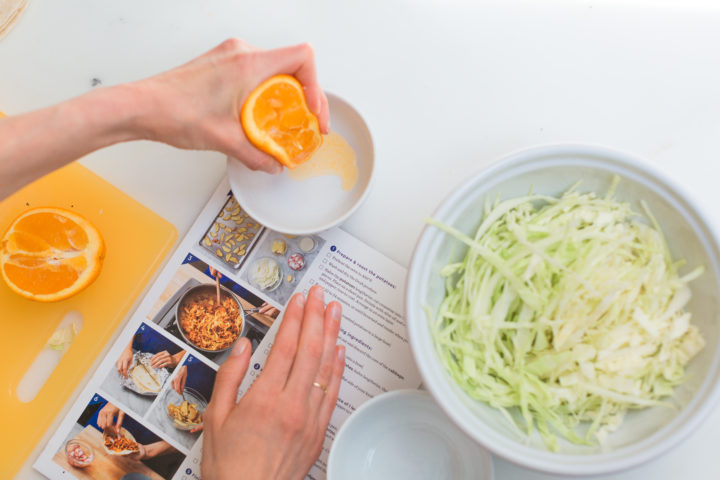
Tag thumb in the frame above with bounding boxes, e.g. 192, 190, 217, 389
207, 338, 251, 423
116, 411, 125, 431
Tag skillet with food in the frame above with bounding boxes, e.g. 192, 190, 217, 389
175, 284, 251, 353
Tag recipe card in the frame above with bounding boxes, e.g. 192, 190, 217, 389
34, 177, 422, 480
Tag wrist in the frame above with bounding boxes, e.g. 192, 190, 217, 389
69, 84, 148, 146
142, 444, 154, 459
120, 77, 174, 143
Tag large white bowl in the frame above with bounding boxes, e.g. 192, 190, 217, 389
405, 144, 720, 476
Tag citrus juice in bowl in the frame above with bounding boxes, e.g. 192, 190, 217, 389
228, 92, 374, 235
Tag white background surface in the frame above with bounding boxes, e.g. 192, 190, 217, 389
3, 0, 720, 478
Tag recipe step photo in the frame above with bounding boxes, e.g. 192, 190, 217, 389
146, 354, 216, 452
240, 229, 326, 306
100, 323, 187, 417
52, 393, 186, 480
147, 253, 281, 366
198, 193, 264, 271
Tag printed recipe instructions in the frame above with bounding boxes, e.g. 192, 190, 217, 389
34, 177, 422, 480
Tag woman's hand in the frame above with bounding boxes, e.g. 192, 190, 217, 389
130, 443, 148, 461
116, 346, 133, 378
150, 350, 184, 369
172, 365, 188, 395
202, 286, 345, 480
0, 38, 329, 200
129, 39, 330, 174
209, 267, 222, 280
258, 302, 280, 318
97, 403, 124, 436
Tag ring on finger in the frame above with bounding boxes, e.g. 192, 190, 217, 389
312, 381, 328, 395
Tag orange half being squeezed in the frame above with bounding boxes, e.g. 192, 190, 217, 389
241, 75, 323, 169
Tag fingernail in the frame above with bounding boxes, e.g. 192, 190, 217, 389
231, 339, 247, 357
329, 302, 342, 322
311, 285, 324, 301
337, 346, 345, 362
294, 292, 306, 307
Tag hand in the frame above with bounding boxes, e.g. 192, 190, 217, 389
172, 365, 188, 395
129, 39, 330, 174
258, 302, 280, 318
151, 350, 183, 369
97, 403, 124, 436
202, 286, 345, 480
116, 347, 133, 378
209, 267, 222, 280
130, 443, 148, 461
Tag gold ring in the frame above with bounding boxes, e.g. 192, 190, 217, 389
312, 381, 328, 394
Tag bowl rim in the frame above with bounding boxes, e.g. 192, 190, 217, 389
65, 438, 94, 455
326, 389, 494, 480
405, 143, 720, 476
227, 91, 376, 235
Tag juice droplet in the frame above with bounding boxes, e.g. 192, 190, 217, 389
287, 131, 358, 191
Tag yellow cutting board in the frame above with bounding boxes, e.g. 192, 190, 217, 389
0, 162, 177, 477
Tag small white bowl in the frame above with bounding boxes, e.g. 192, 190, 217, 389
327, 390, 493, 480
227, 92, 374, 235
406, 144, 720, 476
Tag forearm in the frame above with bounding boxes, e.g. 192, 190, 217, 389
0, 84, 147, 199
143, 441, 175, 459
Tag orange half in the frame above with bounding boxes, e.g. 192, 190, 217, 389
0, 207, 105, 302
241, 74, 323, 169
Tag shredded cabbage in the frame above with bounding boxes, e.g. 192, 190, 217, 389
428, 179, 705, 450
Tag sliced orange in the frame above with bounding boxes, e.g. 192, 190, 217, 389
241, 74, 323, 169
0, 207, 105, 302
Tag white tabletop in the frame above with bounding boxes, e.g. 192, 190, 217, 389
4, 0, 720, 478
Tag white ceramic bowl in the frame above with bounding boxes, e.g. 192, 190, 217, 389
405, 144, 720, 476
227, 92, 374, 235
327, 390, 493, 480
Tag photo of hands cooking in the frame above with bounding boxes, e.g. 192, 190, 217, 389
147, 253, 280, 366
101, 324, 186, 416
52, 394, 185, 480
146, 354, 216, 451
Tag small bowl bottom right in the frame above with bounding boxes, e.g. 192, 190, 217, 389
327, 390, 493, 480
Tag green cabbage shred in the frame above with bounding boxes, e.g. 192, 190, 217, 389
428, 178, 705, 450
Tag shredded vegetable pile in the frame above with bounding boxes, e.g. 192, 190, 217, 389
429, 179, 705, 449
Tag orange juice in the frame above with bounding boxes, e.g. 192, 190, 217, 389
287, 131, 358, 191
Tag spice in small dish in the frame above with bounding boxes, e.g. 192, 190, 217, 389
288, 253, 305, 271
271, 238, 287, 255
298, 236, 316, 253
